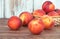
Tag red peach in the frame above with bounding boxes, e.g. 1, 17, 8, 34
8, 16, 22, 30
28, 18, 44, 35
41, 15, 55, 29
33, 9, 46, 18
47, 11, 59, 16
55, 9, 60, 15
42, 1, 55, 13
19, 12, 33, 26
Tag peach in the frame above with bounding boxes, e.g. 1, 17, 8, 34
41, 15, 55, 29
47, 11, 59, 16
8, 16, 22, 30
42, 1, 55, 13
55, 9, 60, 15
28, 18, 44, 35
19, 12, 33, 26
33, 9, 46, 18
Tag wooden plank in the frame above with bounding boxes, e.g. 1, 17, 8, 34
14, 0, 19, 16
0, 0, 2, 18
3, 0, 5, 18
10, 0, 15, 16
14, 0, 33, 16
5, 0, 12, 18
0, 0, 4, 18
34, 0, 46, 10
26, 0, 33, 12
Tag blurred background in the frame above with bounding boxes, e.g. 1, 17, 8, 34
0, 0, 60, 18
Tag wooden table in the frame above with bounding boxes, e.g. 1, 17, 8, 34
0, 18, 60, 39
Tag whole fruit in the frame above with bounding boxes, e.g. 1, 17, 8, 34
41, 15, 55, 29
55, 9, 60, 15
48, 11, 59, 16
19, 12, 33, 26
42, 1, 55, 13
33, 9, 46, 18
28, 18, 44, 35
8, 16, 22, 30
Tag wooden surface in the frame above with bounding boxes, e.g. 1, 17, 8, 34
0, 18, 60, 39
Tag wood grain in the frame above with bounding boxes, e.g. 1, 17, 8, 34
0, 18, 60, 39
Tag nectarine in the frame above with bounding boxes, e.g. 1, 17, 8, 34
48, 11, 59, 16
19, 12, 33, 26
42, 1, 55, 13
8, 16, 22, 30
55, 9, 60, 15
28, 18, 44, 34
41, 15, 55, 29
33, 9, 46, 18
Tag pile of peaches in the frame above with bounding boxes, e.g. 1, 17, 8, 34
8, 1, 60, 35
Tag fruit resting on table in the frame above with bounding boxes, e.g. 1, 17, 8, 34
28, 18, 44, 34
19, 12, 33, 26
7, 1, 60, 35
40, 15, 55, 29
8, 16, 22, 30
